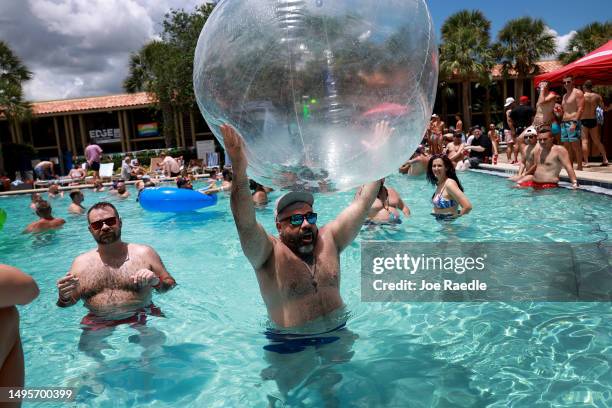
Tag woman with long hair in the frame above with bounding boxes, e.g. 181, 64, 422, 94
426, 155, 472, 220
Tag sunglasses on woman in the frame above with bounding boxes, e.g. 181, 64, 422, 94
280, 212, 318, 226
89, 217, 118, 230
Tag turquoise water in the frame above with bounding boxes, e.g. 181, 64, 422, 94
0, 172, 611, 407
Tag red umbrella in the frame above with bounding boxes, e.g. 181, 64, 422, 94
362, 102, 409, 117
535, 40, 612, 87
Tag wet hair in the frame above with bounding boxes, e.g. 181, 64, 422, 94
222, 169, 233, 181
87, 201, 119, 221
35, 200, 51, 214
144, 181, 156, 188
584, 80, 593, 90
69, 189, 82, 200
426, 155, 465, 193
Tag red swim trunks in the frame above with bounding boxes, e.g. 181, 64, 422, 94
519, 180, 559, 189
80, 304, 164, 331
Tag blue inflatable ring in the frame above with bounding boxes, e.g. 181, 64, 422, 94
139, 187, 217, 212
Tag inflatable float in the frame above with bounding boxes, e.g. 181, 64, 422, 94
139, 187, 217, 212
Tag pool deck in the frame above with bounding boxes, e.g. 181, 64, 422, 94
481, 155, 612, 189
0, 174, 211, 196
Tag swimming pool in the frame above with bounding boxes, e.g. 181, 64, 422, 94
1, 172, 611, 407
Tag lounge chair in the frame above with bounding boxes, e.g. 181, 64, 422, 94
99, 163, 115, 181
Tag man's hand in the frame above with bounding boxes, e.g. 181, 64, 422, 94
57, 274, 79, 302
132, 269, 160, 289
221, 124, 247, 175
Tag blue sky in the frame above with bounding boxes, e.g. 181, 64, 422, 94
428, 0, 611, 48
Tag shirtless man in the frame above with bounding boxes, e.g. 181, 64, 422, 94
518, 127, 578, 189
24, 200, 65, 233
581, 80, 608, 166
34, 161, 56, 181
444, 132, 466, 168
561, 75, 584, 170
533, 81, 557, 128
68, 189, 85, 214
56, 202, 176, 331
429, 114, 445, 154
399, 146, 429, 176
223, 122, 386, 328
503, 97, 516, 162
47, 184, 63, 199
0, 264, 39, 396
365, 179, 410, 224
109, 181, 130, 198
454, 113, 463, 140
511, 126, 539, 183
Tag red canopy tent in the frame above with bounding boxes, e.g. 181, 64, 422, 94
534, 40, 612, 87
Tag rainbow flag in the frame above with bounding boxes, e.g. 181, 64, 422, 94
137, 122, 158, 137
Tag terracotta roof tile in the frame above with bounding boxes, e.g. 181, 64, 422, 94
491, 60, 564, 79
31, 92, 157, 116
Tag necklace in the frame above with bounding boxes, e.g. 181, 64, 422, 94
301, 255, 317, 293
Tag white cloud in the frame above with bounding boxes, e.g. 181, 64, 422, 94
0, 0, 207, 101
545, 26, 577, 57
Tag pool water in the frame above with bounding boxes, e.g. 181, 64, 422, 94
0, 172, 611, 407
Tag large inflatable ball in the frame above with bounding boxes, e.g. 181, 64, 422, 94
194, 0, 438, 191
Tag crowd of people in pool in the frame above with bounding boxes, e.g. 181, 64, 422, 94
0, 89, 601, 394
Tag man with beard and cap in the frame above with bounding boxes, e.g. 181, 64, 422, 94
56, 202, 176, 332
221, 122, 388, 328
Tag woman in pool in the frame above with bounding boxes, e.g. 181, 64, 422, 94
426, 155, 472, 220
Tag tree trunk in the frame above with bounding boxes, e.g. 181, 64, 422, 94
440, 85, 448, 123
160, 102, 175, 147
516, 78, 524, 100
462, 81, 471, 129
484, 87, 491, 126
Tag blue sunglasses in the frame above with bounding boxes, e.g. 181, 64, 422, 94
280, 212, 318, 226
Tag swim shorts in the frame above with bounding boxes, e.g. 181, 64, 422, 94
519, 180, 559, 190
504, 129, 513, 143
89, 161, 100, 171
80, 304, 164, 331
560, 121, 581, 143
581, 118, 597, 129
264, 322, 346, 354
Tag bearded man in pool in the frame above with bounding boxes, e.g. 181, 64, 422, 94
222, 122, 389, 328
56, 202, 176, 335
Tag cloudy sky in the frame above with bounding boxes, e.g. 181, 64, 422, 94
0, 0, 609, 102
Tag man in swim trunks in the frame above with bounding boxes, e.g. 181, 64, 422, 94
429, 114, 445, 154
56, 202, 176, 335
512, 126, 539, 184
518, 127, 578, 189
0, 264, 39, 394
581, 80, 608, 167
399, 146, 429, 176
24, 200, 66, 233
109, 181, 130, 198
503, 97, 516, 162
445, 132, 467, 169
364, 179, 410, 224
561, 75, 584, 170
85, 140, 103, 182
533, 81, 557, 128
222, 122, 387, 328
34, 161, 56, 181
158, 152, 181, 177
68, 189, 85, 214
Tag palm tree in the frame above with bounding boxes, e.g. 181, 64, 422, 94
0, 41, 33, 175
495, 17, 556, 97
559, 21, 612, 65
439, 10, 494, 128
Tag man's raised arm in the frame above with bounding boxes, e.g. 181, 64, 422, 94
222, 125, 273, 270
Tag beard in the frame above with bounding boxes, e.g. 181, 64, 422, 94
281, 228, 317, 255
95, 229, 121, 245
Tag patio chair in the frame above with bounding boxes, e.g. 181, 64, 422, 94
99, 163, 115, 181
